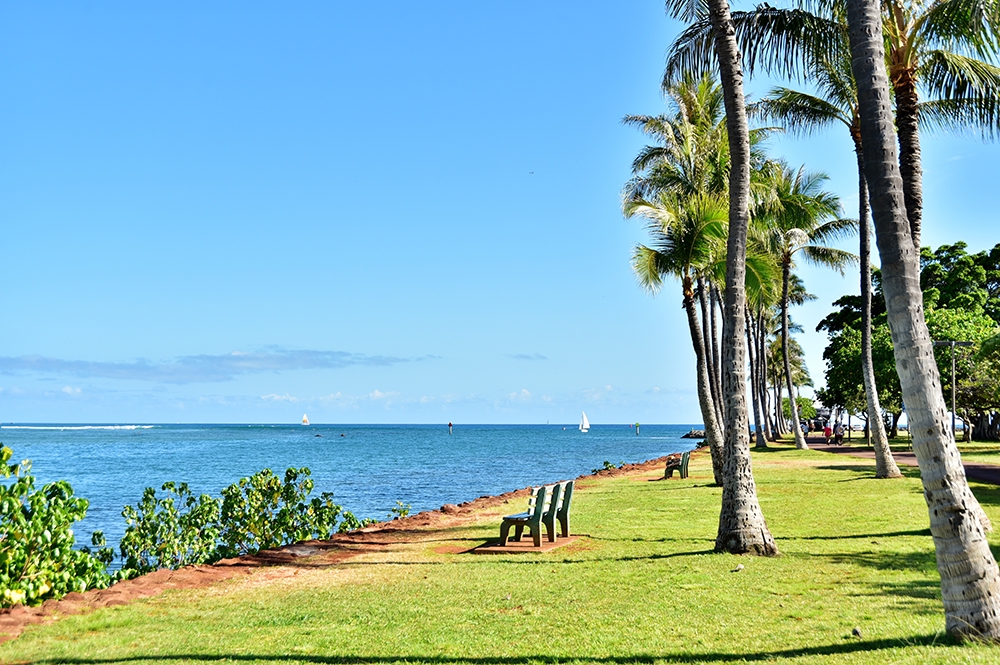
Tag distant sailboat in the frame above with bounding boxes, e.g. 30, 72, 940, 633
579, 411, 590, 433
301, 414, 310, 426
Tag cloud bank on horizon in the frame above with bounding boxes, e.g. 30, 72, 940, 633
0, 349, 423, 384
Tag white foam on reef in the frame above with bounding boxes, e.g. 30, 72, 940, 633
1, 425, 155, 431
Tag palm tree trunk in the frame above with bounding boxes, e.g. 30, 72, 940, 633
746, 306, 768, 448
759, 311, 775, 441
710, 285, 725, 428
781, 261, 808, 449
708, 0, 778, 556
774, 375, 786, 435
684, 280, 725, 485
846, 0, 1000, 638
893, 76, 923, 252
699, 278, 724, 435
855, 144, 902, 478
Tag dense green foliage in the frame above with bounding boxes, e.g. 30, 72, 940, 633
119, 467, 376, 575
217, 467, 362, 558
0, 446, 110, 607
6, 449, 1000, 663
120, 483, 222, 576
819, 242, 1000, 438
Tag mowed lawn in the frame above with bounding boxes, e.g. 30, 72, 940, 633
5, 446, 1000, 664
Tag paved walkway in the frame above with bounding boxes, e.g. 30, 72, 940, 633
805, 436, 1000, 485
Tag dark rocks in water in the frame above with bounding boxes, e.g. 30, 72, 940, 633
441, 504, 460, 514
314, 434, 323, 437
681, 429, 706, 439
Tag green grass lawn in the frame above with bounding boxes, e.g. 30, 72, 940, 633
5, 446, 1000, 664
835, 434, 1000, 467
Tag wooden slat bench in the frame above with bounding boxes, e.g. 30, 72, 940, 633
664, 451, 690, 479
499, 480, 575, 547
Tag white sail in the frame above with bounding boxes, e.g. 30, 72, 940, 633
302, 414, 310, 425
579, 411, 590, 432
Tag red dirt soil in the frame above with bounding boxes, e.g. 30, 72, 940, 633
0, 454, 677, 644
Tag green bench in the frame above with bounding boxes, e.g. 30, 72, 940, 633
499, 480, 574, 547
664, 451, 690, 479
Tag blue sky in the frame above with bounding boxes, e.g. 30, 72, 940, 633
0, 2, 996, 424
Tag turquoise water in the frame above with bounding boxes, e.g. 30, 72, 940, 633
0, 423, 697, 556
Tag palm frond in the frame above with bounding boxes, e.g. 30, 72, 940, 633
750, 88, 851, 135
918, 0, 1000, 59
665, 8, 847, 84
801, 245, 858, 274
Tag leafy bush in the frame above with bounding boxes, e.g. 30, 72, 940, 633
0, 446, 111, 607
119, 482, 222, 578
388, 501, 411, 520
216, 467, 358, 558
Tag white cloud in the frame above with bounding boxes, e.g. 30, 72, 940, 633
261, 393, 300, 402
368, 389, 399, 401
506, 389, 532, 402
61, 386, 81, 396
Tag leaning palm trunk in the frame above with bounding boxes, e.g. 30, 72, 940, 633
684, 279, 725, 485
846, 0, 1000, 638
708, 0, 778, 556
781, 262, 808, 449
855, 145, 901, 479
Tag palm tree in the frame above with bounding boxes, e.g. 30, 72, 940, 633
757, 165, 854, 449
628, 193, 729, 486
846, 0, 1000, 639
667, 0, 1000, 251
624, 75, 731, 482
753, 52, 902, 475
667, 0, 779, 556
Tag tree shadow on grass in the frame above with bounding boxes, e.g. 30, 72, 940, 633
822, 548, 937, 573
26, 634, 962, 665
968, 483, 1000, 507
790, 528, 930, 541
813, 464, 921, 480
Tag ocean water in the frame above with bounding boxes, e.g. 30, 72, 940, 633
0, 423, 698, 556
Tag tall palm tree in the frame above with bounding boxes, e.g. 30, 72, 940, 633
667, 0, 779, 556
846, 0, 1000, 639
667, 0, 1000, 251
753, 53, 902, 475
757, 165, 854, 449
628, 193, 729, 485
624, 75, 731, 481
880, 0, 1000, 250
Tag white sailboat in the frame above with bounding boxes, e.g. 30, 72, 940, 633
301, 414, 310, 426
579, 411, 590, 433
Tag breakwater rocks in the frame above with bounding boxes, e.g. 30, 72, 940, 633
681, 429, 705, 439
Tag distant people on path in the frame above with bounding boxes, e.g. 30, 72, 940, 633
823, 423, 832, 444
834, 422, 845, 445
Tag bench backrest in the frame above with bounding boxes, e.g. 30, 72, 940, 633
556, 480, 573, 520
526, 484, 548, 519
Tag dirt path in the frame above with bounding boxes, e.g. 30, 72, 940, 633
806, 436, 1000, 485
0, 455, 673, 644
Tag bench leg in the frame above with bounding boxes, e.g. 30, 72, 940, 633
513, 524, 525, 542
543, 518, 556, 542
558, 514, 569, 538
499, 520, 513, 546
531, 525, 542, 547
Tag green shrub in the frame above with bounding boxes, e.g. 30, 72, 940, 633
119, 482, 222, 578
216, 467, 354, 558
0, 446, 111, 607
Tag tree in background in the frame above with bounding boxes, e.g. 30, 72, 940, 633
756, 164, 852, 449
